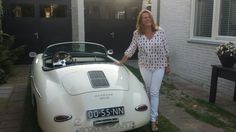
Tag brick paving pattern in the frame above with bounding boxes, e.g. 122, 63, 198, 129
0, 65, 29, 132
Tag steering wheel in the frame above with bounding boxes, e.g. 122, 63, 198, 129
52, 51, 73, 66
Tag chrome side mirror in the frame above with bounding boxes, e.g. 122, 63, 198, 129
29, 52, 37, 58
107, 49, 114, 55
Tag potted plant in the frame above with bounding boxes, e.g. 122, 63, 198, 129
216, 42, 236, 68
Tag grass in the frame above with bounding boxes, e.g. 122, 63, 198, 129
176, 98, 236, 132
128, 114, 181, 132
158, 114, 181, 132
160, 76, 236, 132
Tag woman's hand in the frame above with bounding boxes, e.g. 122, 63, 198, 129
165, 65, 171, 75
115, 61, 123, 65
115, 55, 128, 65
165, 56, 170, 74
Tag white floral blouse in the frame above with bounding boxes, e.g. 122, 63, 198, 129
124, 27, 169, 70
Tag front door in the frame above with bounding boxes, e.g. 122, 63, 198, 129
84, 0, 142, 59
2, 0, 72, 64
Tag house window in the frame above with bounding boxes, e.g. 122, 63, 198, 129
219, 0, 236, 36
10, 4, 34, 17
40, 4, 67, 18
84, 2, 141, 20
192, 0, 236, 40
194, 0, 213, 37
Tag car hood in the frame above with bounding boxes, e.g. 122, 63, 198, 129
61, 64, 130, 95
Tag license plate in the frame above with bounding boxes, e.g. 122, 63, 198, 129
87, 106, 125, 119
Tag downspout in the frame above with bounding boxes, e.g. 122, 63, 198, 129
71, 0, 85, 42
0, 0, 3, 42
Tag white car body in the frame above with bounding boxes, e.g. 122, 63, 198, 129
30, 42, 150, 132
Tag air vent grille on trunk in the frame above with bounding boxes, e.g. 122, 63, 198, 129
88, 71, 109, 88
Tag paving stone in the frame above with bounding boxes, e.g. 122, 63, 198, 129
180, 119, 224, 132
0, 85, 14, 99
0, 85, 14, 90
160, 95, 224, 132
0, 89, 12, 94
8, 92, 26, 102
0, 127, 20, 132
0, 109, 7, 115
0, 113, 22, 121
7, 102, 25, 114
0, 119, 21, 128
13, 85, 27, 93
0, 67, 28, 132
0, 94, 11, 99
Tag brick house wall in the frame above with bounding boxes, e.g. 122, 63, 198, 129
159, 0, 234, 96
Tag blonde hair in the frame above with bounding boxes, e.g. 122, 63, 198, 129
136, 9, 158, 35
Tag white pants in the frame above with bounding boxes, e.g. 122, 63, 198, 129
140, 67, 165, 122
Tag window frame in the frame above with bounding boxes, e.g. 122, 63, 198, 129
190, 0, 236, 44
9, 3, 35, 18
39, 4, 67, 18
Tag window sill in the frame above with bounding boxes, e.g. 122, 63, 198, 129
188, 36, 236, 45
187, 38, 224, 45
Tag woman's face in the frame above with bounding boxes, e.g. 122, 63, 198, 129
141, 12, 152, 27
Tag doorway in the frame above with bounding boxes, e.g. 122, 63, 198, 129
84, 0, 142, 59
2, 0, 72, 64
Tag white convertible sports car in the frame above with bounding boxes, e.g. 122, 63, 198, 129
30, 42, 150, 132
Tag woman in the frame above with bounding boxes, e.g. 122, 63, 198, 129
117, 9, 170, 131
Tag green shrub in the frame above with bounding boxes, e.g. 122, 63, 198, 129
0, 32, 25, 83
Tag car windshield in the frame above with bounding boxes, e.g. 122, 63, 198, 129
42, 42, 113, 70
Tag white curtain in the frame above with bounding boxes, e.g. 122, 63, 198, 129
219, 0, 236, 36
194, 0, 214, 37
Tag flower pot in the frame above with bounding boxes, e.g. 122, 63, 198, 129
218, 55, 236, 68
